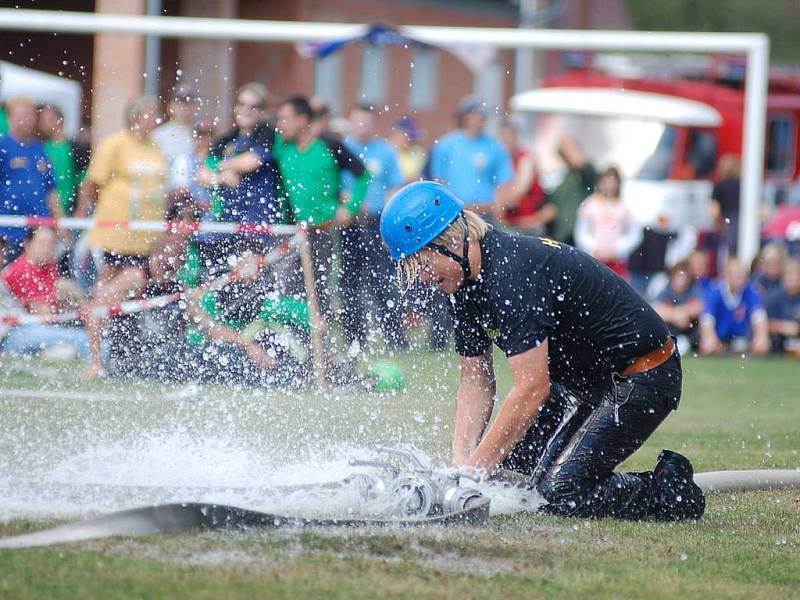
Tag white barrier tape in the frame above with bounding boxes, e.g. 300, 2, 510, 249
0, 235, 302, 327
0, 215, 300, 236
0, 293, 181, 326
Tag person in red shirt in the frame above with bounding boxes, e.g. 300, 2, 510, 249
0, 227, 89, 357
1, 227, 60, 312
496, 117, 556, 235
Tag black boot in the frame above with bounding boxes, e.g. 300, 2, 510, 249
652, 450, 706, 521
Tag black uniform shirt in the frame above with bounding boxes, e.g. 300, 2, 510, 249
451, 229, 670, 390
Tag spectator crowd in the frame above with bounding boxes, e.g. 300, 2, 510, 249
1, 83, 799, 387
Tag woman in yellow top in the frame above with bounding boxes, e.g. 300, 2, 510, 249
76, 96, 167, 379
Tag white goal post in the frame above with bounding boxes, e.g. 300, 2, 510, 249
0, 8, 770, 264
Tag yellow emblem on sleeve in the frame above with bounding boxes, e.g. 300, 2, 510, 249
485, 328, 500, 341
539, 237, 561, 249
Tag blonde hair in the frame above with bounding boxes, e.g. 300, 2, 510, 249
397, 210, 489, 289
717, 153, 741, 180
236, 82, 270, 108
5, 95, 35, 114
125, 95, 159, 129
759, 241, 785, 264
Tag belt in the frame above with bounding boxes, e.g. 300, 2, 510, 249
622, 338, 676, 376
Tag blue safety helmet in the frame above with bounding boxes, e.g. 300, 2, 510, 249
380, 181, 463, 261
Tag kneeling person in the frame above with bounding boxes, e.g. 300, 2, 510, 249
380, 182, 705, 521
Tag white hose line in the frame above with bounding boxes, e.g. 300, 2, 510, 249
695, 470, 800, 493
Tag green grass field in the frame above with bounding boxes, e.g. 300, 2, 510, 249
1, 352, 799, 599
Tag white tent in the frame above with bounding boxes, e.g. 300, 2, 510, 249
0, 60, 82, 136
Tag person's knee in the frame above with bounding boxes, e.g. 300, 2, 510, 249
121, 266, 147, 287
538, 470, 587, 515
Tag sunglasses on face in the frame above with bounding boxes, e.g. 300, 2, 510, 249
236, 99, 264, 110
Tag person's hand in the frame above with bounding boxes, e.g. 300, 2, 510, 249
230, 252, 262, 283
751, 335, 770, 356
491, 202, 507, 223
441, 466, 485, 490
196, 166, 215, 186
700, 333, 722, 355
244, 341, 275, 371
28, 301, 54, 316
219, 169, 241, 188
672, 310, 691, 330
56, 227, 75, 248
334, 206, 354, 228
779, 321, 800, 337
594, 247, 618, 264
445, 464, 483, 480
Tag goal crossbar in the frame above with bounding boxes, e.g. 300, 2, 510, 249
0, 8, 770, 263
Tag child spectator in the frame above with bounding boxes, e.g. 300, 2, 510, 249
699, 256, 770, 356
766, 258, 800, 355
0, 227, 88, 357
2, 227, 60, 313
147, 190, 202, 294
752, 242, 785, 300
688, 248, 714, 297
652, 261, 704, 353
628, 217, 697, 300
574, 166, 642, 278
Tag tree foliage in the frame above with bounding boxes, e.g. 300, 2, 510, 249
623, 0, 800, 63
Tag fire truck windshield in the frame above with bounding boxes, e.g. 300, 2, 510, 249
527, 113, 680, 186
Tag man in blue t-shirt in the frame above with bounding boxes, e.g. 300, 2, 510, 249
421, 98, 516, 351
428, 96, 514, 217
0, 96, 60, 260
700, 257, 770, 355
766, 258, 800, 353
341, 104, 407, 350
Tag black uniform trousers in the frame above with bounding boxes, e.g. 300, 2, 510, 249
499, 350, 694, 520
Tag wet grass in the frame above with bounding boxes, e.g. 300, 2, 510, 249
1, 352, 799, 598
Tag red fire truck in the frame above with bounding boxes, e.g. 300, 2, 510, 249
510, 60, 800, 234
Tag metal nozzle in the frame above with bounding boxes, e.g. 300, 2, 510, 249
373, 447, 431, 474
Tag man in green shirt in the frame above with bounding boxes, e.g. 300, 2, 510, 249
0, 103, 8, 135
38, 104, 80, 216
550, 136, 597, 246
273, 95, 370, 324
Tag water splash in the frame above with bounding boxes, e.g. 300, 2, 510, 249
0, 430, 543, 521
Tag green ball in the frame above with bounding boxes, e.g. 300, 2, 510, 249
368, 360, 406, 391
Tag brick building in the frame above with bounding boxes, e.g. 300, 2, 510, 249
0, 0, 632, 143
